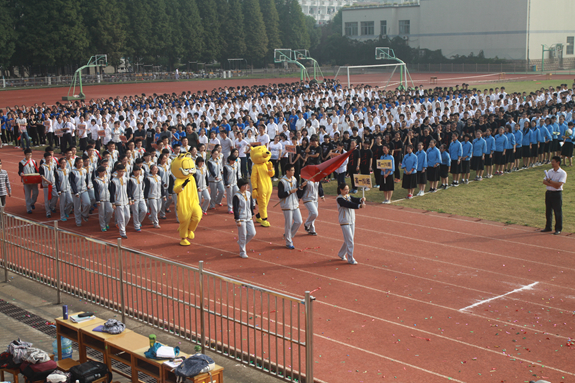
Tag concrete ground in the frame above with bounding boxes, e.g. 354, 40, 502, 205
0, 271, 280, 383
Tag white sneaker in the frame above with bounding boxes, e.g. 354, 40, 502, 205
272, 177, 278, 181
382, 200, 388, 204
364, 188, 370, 191
416, 191, 425, 196
240, 253, 248, 259
348, 259, 358, 265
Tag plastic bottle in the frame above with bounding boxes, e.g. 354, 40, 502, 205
52, 337, 73, 361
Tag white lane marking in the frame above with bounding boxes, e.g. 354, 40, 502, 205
459, 281, 539, 311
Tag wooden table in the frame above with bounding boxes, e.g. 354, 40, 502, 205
80, 323, 132, 365
105, 331, 150, 383
163, 362, 224, 383
55, 313, 103, 361
132, 347, 171, 383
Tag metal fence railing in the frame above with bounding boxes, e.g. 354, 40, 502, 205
0, 207, 314, 383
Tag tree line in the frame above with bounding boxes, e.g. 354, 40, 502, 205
0, 0, 317, 76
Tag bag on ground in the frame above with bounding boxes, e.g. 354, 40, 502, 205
70, 360, 112, 383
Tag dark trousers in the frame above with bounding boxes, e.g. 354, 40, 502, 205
545, 190, 562, 231
280, 157, 288, 177
373, 163, 382, 186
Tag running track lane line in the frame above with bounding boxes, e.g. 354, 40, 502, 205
459, 281, 539, 311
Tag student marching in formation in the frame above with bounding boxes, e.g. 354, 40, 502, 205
19, 149, 39, 213
233, 178, 256, 258
128, 166, 146, 232
277, 163, 304, 250
297, 176, 325, 236
194, 156, 211, 215
109, 164, 130, 239
94, 166, 113, 232
39, 152, 58, 217
223, 155, 239, 214
336, 183, 366, 265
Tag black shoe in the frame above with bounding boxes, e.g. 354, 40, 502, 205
541, 228, 553, 232
121, 235, 128, 239
309, 231, 317, 236
304, 225, 310, 233
553, 231, 561, 235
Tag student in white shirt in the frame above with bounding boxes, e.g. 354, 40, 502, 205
541, 156, 567, 235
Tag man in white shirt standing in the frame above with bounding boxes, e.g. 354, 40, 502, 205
542, 156, 567, 235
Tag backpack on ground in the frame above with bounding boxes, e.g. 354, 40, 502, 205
20, 360, 58, 381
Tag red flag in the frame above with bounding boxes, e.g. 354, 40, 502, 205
300, 151, 352, 182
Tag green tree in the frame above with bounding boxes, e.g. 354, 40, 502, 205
305, 15, 321, 52
124, 0, 153, 70
197, 0, 222, 62
220, 0, 246, 63
147, 0, 172, 66
243, 0, 268, 65
178, 0, 204, 64
0, 0, 16, 69
15, 0, 89, 72
259, 0, 282, 59
83, 0, 127, 68
277, 0, 309, 50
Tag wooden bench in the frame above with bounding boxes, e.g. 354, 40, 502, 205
1, 367, 20, 383
429, 76, 437, 84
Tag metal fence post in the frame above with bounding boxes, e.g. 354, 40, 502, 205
305, 291, 315, 383
199, 260, 206, 354
117, 238, 126, 323
1, 206, 7, 283
54, 221, 61, 304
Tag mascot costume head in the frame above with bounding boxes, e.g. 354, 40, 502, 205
250, 145, 274, 227
171, 153, 203, 246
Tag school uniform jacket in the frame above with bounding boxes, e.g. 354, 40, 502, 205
194, 165, 209, 191
336, 194, 362, 225
19, 159, 38, 176
69, 168, 89, 195
297, 181, 324, 203
277, 175, 299, 210
94, 177, 110, 202
55, 168, 71, 193
109, 175, 129, 206
39, 162, 56, 188
426, 147, 441, 166
207, 158, 222, 182
471, 138, 486, 157
128, 174, 145, 202
232, 191, 255, 222
144, 174, 165, 199
223, 164, 238, 187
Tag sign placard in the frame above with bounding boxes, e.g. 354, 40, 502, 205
377, 159, 393, 170
353, 174, 372, 189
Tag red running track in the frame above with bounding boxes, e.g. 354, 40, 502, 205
1, 146, 573, 383
2, 72, 574, 108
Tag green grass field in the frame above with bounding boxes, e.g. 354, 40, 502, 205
321, 163, 574, 233
471, 79, 573, 94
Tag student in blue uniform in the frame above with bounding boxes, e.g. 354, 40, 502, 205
335, 182, 365, 265
401, 144, 417, 198
426, 139, 441, 192
529, 120, 540, 166
415, 142, 427, 196
493, 127, 508, 175
233, 178, 256, 259
483, 128, 495, 178
379, 144, 395, 203
448, 132, 462, 186
471, 130, 486, 181
513, 123, 523, 171
460, 134, 472, 184
504, 125, 516, 173
439, 144, 451, 189
521, 121, 532, 169
561, 122, 574, 167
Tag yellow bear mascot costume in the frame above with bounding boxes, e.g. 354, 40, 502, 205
250, 145, 274, 227
171, 153, 203, 246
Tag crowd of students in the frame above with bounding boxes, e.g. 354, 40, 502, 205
2, 78, 574, 241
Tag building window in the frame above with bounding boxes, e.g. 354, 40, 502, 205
380, 20, 387, 36
345, 22, 358, 36
399, 20, 410, 35
567, 36, 574, 55
360, 21, 374, 36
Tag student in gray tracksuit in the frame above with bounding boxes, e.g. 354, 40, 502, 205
83, 155, 96, 208
207, 149, 225, 208
128, 166, 146, 232
39, 152, 58, 218
335, 183, 365, 265
55, 158, 73, 221
277, 163, 304, 249
223, 155, 239, 214
144, 164, 165, 228
233, 178, 256, 258
109, 165, 131, 239
194, 157, 210, 214
69, 158, 91, 227
157, 155, 172, 219
297, 179, 324, 236
94, 166, 113, 232
18, 149, 39, 213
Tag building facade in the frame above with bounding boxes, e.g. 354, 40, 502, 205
300, 0, 356, 25
341, 0, 575, 68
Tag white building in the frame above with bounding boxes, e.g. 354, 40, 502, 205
341, 0, 575, 68
299, 0, 356, 25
